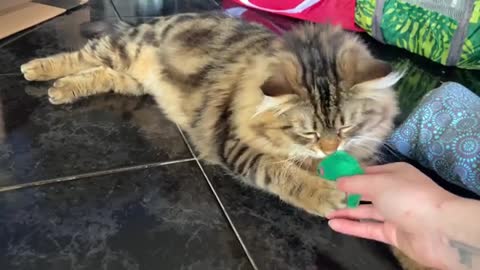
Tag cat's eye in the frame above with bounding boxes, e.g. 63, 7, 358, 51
300, 132, 319, 139
338, 125, 353, 136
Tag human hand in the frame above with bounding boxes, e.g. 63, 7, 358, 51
327, 162, 459, 269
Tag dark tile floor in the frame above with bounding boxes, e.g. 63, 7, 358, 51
0, 1, 478, 270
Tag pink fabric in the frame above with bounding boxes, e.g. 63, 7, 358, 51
225, 0, 363, 32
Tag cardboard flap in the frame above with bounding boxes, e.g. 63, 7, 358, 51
0, 0, 32, 12
0, 2, 65, 39
0, 0, 89, 40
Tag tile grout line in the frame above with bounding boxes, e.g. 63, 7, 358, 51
109, 0, 123, 21
0, 158, 195, 193
176, 125, 259, 270
0, 73, 21, 76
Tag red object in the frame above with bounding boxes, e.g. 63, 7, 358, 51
223, 0, 363, 32
223, 0, 298, 34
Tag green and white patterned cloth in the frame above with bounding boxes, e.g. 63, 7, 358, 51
356, 0, 480, 69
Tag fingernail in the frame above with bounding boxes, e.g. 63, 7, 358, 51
328, 220, 338, 229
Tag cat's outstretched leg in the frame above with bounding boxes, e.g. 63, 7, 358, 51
222, 143, 346, 216
21, 35, 130, 81
48, 67, 143, 104
21, 49, 98, 81
256, 160, 346, 216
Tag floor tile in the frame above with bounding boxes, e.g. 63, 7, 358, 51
0, 162, 251, 270
111, 0, 220, 18
0, 0, 222, 75
201, 164, 401, 270
0, 75, 191, 186
0, 1, 114, 50
0, 6, 117, 74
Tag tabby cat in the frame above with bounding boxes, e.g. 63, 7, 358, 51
20, 13, 427, 270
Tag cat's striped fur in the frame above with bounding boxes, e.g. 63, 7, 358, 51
20, 13, 426, 270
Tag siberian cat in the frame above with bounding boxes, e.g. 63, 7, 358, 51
20, 12, 427, 270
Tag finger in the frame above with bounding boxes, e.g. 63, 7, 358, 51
328, 219, 391, 245
326, 204, 385, 221
336, 173, 394, 198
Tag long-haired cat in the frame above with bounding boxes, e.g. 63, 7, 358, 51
20, 13, 428, 270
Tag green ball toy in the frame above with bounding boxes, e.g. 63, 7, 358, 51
317, 151, 364, 208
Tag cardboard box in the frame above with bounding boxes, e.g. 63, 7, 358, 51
0, 0, 88, 40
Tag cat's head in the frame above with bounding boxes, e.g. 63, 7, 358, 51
254, 24, 400, 161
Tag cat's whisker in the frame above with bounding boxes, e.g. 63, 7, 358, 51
346, 135, 402, 159
275, 148, 309, 178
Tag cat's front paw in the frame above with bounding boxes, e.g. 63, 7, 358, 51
293, 182, 347, 217
21, 59, 53, 81
48, 79, 77, 105
315, 188, 347, 217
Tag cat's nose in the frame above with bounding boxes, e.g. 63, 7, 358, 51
319, 137, 340, 155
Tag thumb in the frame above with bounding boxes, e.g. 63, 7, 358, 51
328, 219, 394, 245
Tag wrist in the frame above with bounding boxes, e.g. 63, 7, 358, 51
438, 197, 480, 243
437, 197, 480, 270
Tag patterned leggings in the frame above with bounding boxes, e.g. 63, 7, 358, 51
388, 82, 480, 196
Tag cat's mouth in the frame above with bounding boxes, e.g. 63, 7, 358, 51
310, 140, 346, 158
312, 151, 327, 159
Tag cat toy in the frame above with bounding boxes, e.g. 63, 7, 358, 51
317, 151, 364, 208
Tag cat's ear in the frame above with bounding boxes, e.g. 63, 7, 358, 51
352, 68, 404, 92
255, 52, 302, 116
256, 68, 299, 116
260, 53, 300, 97
339, 46, 400, 89
254, 95, 297, 117
256, 77, 298, 116
356, 58, 392, 84
260, 72, 296, 97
